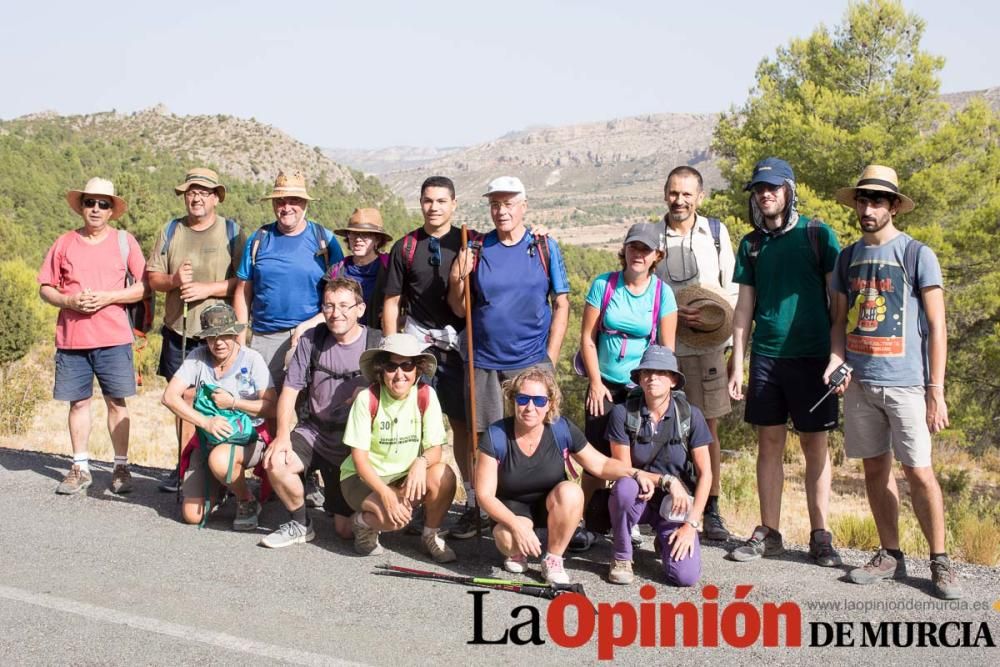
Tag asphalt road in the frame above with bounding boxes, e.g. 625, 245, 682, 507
2, 447, 998, 666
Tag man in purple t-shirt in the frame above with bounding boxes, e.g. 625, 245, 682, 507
258, 278, 378, 548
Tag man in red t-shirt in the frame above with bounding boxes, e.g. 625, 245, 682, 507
37, 178, 147, 496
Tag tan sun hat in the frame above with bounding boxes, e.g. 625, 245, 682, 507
834, 165, 915, 214
675, 285, 734, 349
335, 208, 393, 245
260, 170, 316, 201
174, 167, 226, 203
66, 177, 128, 220
359, 333, 437, 383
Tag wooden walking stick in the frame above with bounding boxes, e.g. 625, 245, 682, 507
460, 225, 481, 546
176, 301, 189, 504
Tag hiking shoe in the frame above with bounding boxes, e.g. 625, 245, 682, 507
608, 559, 634, 585
420, 530, 457, 563
848, 548, 906, 585
541, 554, 570, 585
703, 511, 731, 541
630, 524, 643, 547
931, 558, 963, 600
233, 498, 261, 532
304, 473, 325, 509
352, 513, 384, 556
809, 529, 842, 567
404, 505, 426, 536
56, 465, 92, 495
158, 467, 180, 493
503, 554, 528, 574
568, 524, 595, 552
109, 465, 134, 495
259, 520, 315, 548
449, 506, 486, 539
728, 525, 785, 562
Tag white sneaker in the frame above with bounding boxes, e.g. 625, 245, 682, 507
541, 553, 570, 585
503, 554, 528, 574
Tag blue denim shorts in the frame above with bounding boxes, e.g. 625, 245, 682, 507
54, 344, 136, 401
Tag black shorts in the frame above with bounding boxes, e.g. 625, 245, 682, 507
157, 326, 206, 380
428, 349, 466, 422
499, 496, 549, 527
583, 380, 631, 456
744, 355, 838, 433
290, 431, 351, 518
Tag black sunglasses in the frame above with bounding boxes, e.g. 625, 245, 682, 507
428, 236, 441, 267
383, 360, 417, 373
83, 198, 113, 211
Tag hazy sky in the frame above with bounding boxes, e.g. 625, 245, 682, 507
1, 0, 996, 149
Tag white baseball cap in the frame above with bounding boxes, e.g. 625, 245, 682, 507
482, 176, 526, 197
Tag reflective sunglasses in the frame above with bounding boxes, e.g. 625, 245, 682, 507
383, 360, 417, 373
83, 198, 113, 210
428, 236, 442, 267
514, 393, 549, 408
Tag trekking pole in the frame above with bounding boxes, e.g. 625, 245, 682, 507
373, 564, 587, 599
176, 301, 189, 504
460, 225, 481, 552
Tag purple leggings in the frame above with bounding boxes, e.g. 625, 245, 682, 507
609, 476, 702, 587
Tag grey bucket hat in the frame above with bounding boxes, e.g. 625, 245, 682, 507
629, 345, 686, 389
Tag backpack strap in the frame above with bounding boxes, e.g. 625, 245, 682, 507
378, 252, 391, 269
116, 229, 130, 278
402, 231, 421, 271
367, 380, 430, 424
225, 218, 239, 255
746, 229, 763, 270
528, 232, 551, 277
487, 421, 508, 464
836, 240, 861, 298
250, 223, 275, 268
623, 388, 645, 445
650, 277, 663, 344
595, 272, 619, 331
307, 323, 330, 382
902, 238, 928, 337
551, 417, 579, 481
160, 218, 183, 256
310, 221, 331, 270
707, 217, 723, 284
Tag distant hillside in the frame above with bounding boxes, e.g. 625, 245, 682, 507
324, 145, 464, 175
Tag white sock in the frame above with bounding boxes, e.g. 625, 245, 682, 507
73, 453, 90, 473
114, 455, 128, 468
422, 526, 440, 538
355, 512, 371, 528
464, 483, 476, 507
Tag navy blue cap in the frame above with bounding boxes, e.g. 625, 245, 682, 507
744, 157, 795, 191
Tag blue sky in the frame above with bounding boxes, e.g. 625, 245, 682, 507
1, 0, 996, 148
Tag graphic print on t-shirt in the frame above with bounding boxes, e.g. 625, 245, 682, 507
845, 259, 906, 358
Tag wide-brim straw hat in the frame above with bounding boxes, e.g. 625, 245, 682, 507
834, 165, 915, 214
335, 208, 393, 244
675, 285, 734, 350
260, 170, 316, 201
66, 177, 128, 220
174, 167, 227, 203
359, 333, 437, 383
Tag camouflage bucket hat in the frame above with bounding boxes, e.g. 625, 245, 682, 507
199, 304, 246, 337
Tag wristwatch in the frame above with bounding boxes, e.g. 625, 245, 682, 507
659, 474, 675, 492
685, 518, 702, 530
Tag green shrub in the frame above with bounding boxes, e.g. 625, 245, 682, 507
0, 354, 47, 436
0, 259, 47, 366
831, 514, 880, 551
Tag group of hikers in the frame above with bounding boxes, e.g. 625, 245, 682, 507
37, 158, 961, 599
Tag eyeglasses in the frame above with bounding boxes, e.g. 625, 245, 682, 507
514, 393, 549, 408
752, 183, 782, 196
185, 188, 216, 199
274, 197, 306, 207
428, 236, 441, 267
664, 230, 699, 283
83, 198, 113, 210
383, 360, 417, 373
321, 302, 359, 314
490, 199, 523, 213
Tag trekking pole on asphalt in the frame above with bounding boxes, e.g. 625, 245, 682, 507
176, 301, 189, 504
461, 225, 482, 552
374, 564, 587, 599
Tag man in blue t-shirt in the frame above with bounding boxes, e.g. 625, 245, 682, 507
825, 165, 960, 600
448, 175, 570, 432
233, 170, 343, 389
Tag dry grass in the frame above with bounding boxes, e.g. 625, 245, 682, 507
954, 515, 1000, 566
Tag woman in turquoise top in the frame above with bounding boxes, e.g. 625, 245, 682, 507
579, 222, 677, 456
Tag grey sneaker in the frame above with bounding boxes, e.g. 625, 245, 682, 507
352, 513, 384, 556
849, 548, 906, 584
728, 525, 785, 562
931, 558, 963, 599
304, 473, 325, 509
809, 529, 843, 567
420, 530, 457, 563
158, 467, 180, 493
56, 465, 93, 495
608, 559, 634, 585
703, 511, 731, 541
450, 505, 487, 539
233, 498, 261, 532
110, 465, 133, 495
259, 520, 315, 548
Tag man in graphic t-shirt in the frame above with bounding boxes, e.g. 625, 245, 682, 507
825, 165, 960, 600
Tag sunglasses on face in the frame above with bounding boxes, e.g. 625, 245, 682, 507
514, 393, 549, 408
428, 236, 441, 267
383, 360, 417, 373
83, 198, 113, 210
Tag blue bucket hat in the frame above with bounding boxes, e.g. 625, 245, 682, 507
630, 345, 686, 389
744, 157, 795, 191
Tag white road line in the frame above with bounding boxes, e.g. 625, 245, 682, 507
0, 584, 364, 666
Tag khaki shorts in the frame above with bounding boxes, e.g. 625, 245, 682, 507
843, 382, 932, 468
340, 470, 411, 512
678, 349, 731, 419
182, 439, 266, 500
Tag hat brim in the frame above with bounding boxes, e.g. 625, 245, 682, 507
66, 190, 128, 221
834, 186, 915, 214
743, 175, 787, 192
359, 349, 438, 383
334, 226, 393, 243
260, 191, 315, 202
175, 180, 227, 203
199, 322, 246, 338
675, 286, 734, 349
629, 366, 686, 390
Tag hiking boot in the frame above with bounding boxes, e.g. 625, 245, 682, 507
56, 465, 93, 495
233, 498, 261, 532
304, 473, 325, 509
110, 465, 133, 495
420, 530, 457, 563
703, 511, 731, 541
808, 529, 842, 567
404, 505, 426, 536
352, 513, 384, 556
568, 523, 595, 552
630, 524, 643, 547
259, 520, 315, 548
608, 559, 634, 585
848, 548, 906, 585
728, 525, 785, 562
158, 467, 180, 493
503, 554, 528, 574
931, 558, 963, 600
449, 506, 486, 539
541, 554, 570, 585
